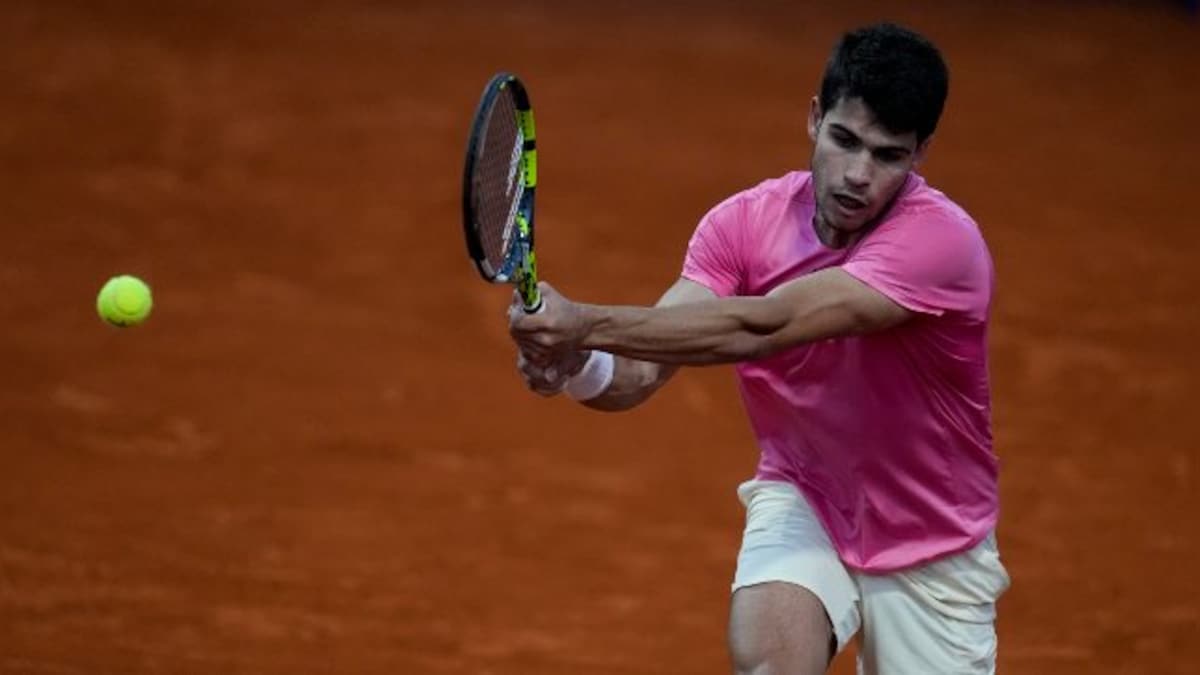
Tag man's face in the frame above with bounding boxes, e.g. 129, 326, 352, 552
807, 96, 928, 236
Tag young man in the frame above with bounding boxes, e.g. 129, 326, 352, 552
509, 23, 1010, 675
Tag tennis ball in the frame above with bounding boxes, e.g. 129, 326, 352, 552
97, 275, 153, 327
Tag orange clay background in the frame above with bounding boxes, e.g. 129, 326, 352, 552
2, 1, 1197, 673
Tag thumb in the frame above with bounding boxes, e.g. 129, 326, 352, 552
508, 290, 527, 328
536, 280, 558, 300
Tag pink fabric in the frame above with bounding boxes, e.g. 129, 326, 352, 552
682, 171, 998, 571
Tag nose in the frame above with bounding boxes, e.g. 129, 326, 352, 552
844, 152, 871, 190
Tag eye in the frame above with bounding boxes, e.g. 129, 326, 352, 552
830, 131, 857, 149
875, 150, 906, 164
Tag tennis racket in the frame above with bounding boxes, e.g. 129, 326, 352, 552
461, 72, 541, 312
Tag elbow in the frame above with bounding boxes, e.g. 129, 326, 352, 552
715, 333, 774, 363
844, 301, 903, 335
843, 308, 878, 336
722, 299, 792, 362
737, 305, 856, 360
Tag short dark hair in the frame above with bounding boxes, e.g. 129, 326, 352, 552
818, 23, 949, 143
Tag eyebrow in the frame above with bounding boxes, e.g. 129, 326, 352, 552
829, 123, 913, 156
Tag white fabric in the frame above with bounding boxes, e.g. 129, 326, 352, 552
565, 350, 614, 401
732, 479, 1010, 674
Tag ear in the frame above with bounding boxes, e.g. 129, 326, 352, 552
806, 96, 822, 143
912, 135, 934, 167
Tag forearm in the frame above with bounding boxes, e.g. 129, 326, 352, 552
573, 271, 898, 365
580, 355, 677, 412
578, 297, 793, 365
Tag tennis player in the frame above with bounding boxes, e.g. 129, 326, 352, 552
510, 23, 1010, 675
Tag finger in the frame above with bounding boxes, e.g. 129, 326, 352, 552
528, 349, 557, 368
516, 350, 535, 375
520, 363, 564, 393
518, 356, 549, 380
508, 301, 524, 331
515, 341, 549, 366
509, 308, 545, 335
515, 333, 551, 353
530, 371, 568, 395
525, 349, 552, 367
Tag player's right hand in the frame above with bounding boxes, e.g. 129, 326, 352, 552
516, 348, 589, 397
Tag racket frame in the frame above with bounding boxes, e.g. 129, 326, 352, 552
461, 72, 541, 312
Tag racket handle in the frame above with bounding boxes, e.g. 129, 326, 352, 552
517, 264, 542, 313
515, 233, 541, 313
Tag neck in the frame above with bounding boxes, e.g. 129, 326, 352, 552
813, 213, 863, 249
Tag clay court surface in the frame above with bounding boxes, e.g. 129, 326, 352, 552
2, 1, 1197, 673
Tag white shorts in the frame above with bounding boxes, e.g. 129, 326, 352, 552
732, 480, 1011, 675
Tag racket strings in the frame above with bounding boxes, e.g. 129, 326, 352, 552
474, 92, 524, 274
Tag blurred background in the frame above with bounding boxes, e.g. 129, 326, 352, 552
2, 1, 1197, 673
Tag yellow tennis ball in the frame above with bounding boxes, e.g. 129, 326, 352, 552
97, 275, 153, 327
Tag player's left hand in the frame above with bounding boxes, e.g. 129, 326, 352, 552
514, 348, 590, 396
508, 281, 589, 366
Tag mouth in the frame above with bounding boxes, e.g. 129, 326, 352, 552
832, 193, 867, 213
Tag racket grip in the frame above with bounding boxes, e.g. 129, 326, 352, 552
518, 266, 542, 313
516, 236, 541, 312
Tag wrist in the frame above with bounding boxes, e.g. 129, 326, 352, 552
565, 350, 615, 401
565, 349, 593, 378
576, 303, 606, 350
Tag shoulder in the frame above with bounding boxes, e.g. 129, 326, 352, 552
843, 175, 994, 316
878, 174, 988, 256
701, 170, 812, 228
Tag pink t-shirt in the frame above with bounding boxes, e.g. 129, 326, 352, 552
682, 170, 998, 572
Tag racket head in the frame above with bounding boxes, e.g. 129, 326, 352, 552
461, 72, 540, 308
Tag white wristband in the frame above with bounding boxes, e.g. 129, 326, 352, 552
565, 351, 615, 401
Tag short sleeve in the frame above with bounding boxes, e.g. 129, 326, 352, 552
840, 211, 992, 317
681, 197, 746, 298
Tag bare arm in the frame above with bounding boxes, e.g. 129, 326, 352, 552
514, 269, 913, 367
581, 277, 715, 412
579, 269, 911, 363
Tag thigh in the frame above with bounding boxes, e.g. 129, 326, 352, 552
728, 480, 862, 673
856, 533, 1011, 675
729, 582, 832, 675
